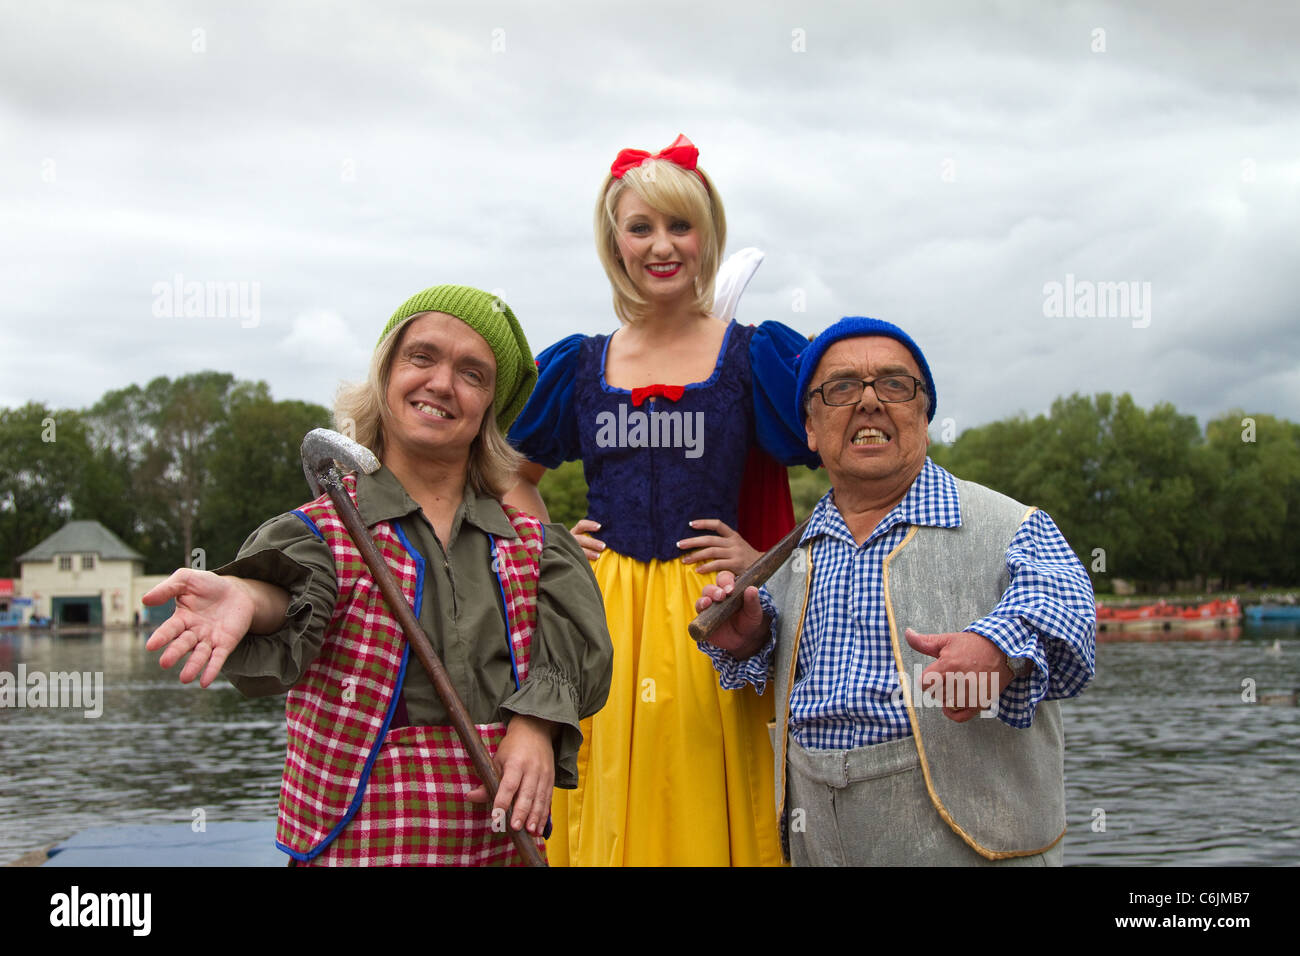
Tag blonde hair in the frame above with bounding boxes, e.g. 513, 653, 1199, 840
594, 159, 726, 324
333, 314, 525, 499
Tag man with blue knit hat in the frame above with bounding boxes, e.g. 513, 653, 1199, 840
695, 317, 1096, 866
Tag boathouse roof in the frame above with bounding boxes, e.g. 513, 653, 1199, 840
16, 520, 145, 564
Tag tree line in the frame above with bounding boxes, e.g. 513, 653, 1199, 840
928, 394, 1299, 592
3, 379, 1295, 592
0, 373, 331, 576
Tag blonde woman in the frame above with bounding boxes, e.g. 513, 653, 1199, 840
507, 137, 817, 865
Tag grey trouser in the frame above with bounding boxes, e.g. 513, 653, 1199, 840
785, 734, 1064, 867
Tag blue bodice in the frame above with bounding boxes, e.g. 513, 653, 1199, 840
509, 320, 818, 563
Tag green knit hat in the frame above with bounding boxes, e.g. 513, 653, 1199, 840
379, 284, 537, 431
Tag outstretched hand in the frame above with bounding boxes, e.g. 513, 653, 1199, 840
693, 570, 769, 659
142, 570, 258, 687
678, 518, 761, 575
904, 627, 1014, 722
466, 714, 556, 836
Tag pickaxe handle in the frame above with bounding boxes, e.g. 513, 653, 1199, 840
319, 472, 547, 867
688, 516, 811, 643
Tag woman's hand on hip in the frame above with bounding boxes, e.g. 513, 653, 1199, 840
678, 518, 761, 575
569, 518, 605, 562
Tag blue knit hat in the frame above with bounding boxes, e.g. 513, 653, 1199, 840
794, 317, 937, 423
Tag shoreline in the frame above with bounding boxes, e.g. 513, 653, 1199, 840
0, 623, 153, 636
1096, 590, 1299, 609
4, 843, 55, 867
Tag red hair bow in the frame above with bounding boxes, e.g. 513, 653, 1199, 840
610, 134, 705, 185
630, 383, 685, 406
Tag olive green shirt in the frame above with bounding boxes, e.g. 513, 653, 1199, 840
217, 467, 612, 789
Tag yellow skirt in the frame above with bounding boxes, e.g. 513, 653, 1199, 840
547, 549, 783, 866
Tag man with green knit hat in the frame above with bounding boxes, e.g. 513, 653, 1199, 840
144, 283, 612, 866
377, 283, 538, 432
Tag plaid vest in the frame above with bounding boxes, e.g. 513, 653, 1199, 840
275, 474, 544, 863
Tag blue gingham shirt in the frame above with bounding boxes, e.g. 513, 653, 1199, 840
699, 458, 1096, 751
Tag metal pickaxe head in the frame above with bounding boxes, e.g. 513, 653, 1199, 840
301, 428, 381, 497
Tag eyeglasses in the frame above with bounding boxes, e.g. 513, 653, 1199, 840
809, 375, 926, 407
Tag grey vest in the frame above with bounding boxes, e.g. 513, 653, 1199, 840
768, 479, 1067, 861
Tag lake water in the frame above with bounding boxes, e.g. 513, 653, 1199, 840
2, 622, 1297, 865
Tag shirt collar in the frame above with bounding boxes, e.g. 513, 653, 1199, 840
800, 457, 962, 549
353, 466, 518, 540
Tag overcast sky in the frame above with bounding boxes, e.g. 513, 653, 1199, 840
2, 0, 1297, 437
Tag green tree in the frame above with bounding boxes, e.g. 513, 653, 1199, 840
199, 396, 333, 566
1102, 398, 1199, 586
788, 465, 830, 517
83, 373, 270, 571
929, 414, 1043, 504
1201, 411, 1300, 588
81, 381, 174, 570
938, 394, 1201, 591
155, 374, 268, 568
537, 460, 589, 530
1280, 419, 1300, 584
0, 404, 94, 576
938, 396, 1300, 591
